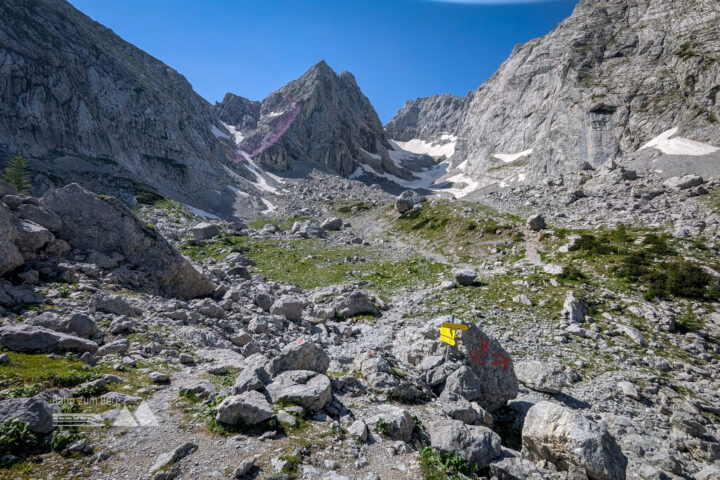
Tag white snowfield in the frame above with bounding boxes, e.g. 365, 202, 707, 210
182, 204, 220, 220
353, 141, 484, 198
499, 172, 526, 188
640, 127, 719, 156
493, 149, 533, 163
393, 134, 457, 159
218, 122, 285, 206
222, 122, 245, 145
260, 197, 277, 213
210, 124, 230, 140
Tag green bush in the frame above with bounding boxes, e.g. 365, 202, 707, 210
418, 447, 473, 480
570, 234, 614, 255
50, 427, 82, 452
559, 265, 585, 281
665, 261, 712, 298
0, 419, 38, 456
375, 418, 389, 435
615, 256, 714, 300
642, 234, 673, 255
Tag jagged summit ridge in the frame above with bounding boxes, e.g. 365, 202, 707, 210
216, 61, 432, 180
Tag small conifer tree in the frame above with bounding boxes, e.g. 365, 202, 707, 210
2, 155, 31, 194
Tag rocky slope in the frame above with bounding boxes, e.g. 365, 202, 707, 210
1, 170, 719, 479
387, 0, 720, 189
216, 61, 434, 180
0, 0, 268, 217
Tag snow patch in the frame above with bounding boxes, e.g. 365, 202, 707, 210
260, 197, 277, 213
499, 173, 527, 188
442, 172, 480, 198
493, 149, 533, 163
211, 124, 230, 140
183, 204, 220, 220
227, 185, 249, 197
221, 123, 245, 144
640, 127, 719, 156
393, 135, 456, 159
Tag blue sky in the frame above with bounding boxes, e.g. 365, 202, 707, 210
69, 0, 577, 123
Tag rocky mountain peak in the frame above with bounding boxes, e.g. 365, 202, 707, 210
215, 61, 431, 181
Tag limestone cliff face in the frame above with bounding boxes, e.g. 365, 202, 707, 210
387, 0, 720, 187
384, 94, 466, 143
0, 0, 249, 215
216, 61, 429, 179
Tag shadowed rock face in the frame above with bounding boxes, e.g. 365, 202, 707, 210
41, 183, 215, 299
385, 93, 466, 143
215, 61, 428, 180
0, 0, 244, 214
387, 0, 720, 187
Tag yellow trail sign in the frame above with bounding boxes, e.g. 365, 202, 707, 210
441, 322, 468, 331
439, 335, 455, 346
439, 327, 457, 346
439, 320, 466, 347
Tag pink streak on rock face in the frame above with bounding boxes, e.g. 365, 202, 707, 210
248, 103, 302, 157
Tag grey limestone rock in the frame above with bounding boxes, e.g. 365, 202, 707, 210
522, 401, 627, 480
215, 390, 273, 426
0, 324, 98, 354
430, 419, 502, 470
0, 396, 55, 434
42, 184, 215, 298
265, 370, 332, 412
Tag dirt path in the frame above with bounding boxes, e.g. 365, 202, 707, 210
523, 230, 543, 266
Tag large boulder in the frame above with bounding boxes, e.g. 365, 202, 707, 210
488, 447, 548, 480
265, 370, 332, 412
562, 292, 588, 324
26, 312, 98, 339
352, 351, 424, 401
268, 340, 329, 376
0, 396, 54, 434
190, 222, 219, 241
366, 405, 414, 442
664, 175, 704, 191
0, 325, 98, 354
333, 290, 379, 318
41, 184, 215, 298
452, 268, 477, 286
0, 203, 23, 275
15, 204, 61, 232
233, 366, 270, 395
215, 390, 273, 426
454, 324, 518, 412
522, 401, 627, 480
94, 293, 141, 316
430, 419, 502, 470
526, 214, 546, 231
269, 295, 308, 321
515, 360, 566, 394
395, 190, 424, 214
13, 219, 54, 256
320, 217, 343, 231
291, 220, 324, 238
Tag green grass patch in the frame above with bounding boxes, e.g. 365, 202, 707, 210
0, 353, 102, 397
387, 200, 522, 263
180, 234, 449, 299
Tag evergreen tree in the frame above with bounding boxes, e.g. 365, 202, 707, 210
2, 155, 31, 194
